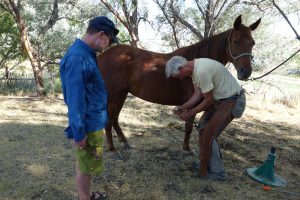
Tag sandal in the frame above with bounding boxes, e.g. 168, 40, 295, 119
90, 191, 107, 200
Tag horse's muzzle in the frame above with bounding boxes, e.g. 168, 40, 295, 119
238, 67, 251, 80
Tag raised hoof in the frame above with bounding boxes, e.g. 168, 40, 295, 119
109, 151, 123, 160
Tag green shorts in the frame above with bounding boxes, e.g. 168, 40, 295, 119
77, 129, 104, 175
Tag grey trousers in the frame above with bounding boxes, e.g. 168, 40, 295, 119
208, 139, 225, 173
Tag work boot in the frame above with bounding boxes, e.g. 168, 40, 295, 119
201, 171, 227, 181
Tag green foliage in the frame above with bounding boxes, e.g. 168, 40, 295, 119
1, 0, 111, 75
44, 76, 62, 95
22, 0, 108, 63
0, 7, 22, 70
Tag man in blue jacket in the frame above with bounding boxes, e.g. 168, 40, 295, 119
60, 16, 119, 200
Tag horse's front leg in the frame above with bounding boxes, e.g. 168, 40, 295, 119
105, 101, 124, 160
105, 121, 116, 152
183, 115, 196, 155
105, 122, 123, 160
112, 91, 130, 149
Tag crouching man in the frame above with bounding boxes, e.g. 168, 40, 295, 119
166, 56, 246, 180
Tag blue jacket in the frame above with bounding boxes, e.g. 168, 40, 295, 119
59, 39, 108, 142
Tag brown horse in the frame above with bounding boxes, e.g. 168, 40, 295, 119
97, 15, 261, 156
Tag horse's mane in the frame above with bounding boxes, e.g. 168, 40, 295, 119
172, 29, 231, 62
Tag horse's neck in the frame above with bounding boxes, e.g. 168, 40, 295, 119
172, 30, 230, 65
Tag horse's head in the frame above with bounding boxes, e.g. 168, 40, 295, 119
227, 15, 261, 80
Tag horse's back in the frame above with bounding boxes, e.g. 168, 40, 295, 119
97, 45, 194, 105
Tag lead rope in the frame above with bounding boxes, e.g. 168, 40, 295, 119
247, 48, 300, 81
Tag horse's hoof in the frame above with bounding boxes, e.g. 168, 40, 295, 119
123, 142, 132, 149
182, 149, 197, 156
110, 151, 123, 160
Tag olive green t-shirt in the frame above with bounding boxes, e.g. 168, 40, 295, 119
192, 58, 241, 100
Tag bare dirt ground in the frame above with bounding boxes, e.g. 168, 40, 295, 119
0, 92, 299, 200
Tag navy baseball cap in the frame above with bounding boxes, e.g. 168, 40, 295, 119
88, 16, 119, 44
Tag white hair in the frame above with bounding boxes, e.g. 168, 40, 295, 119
165, 56, 187, 78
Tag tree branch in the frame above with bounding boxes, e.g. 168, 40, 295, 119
241, 0, 265, 12
271, 0, 300, 40
99, 0, 129, 30
41, 60, 59, 69
39, 0, 59, 34
154, 0, 180, 48
194, 0, 206, 17
170, 1, 204, 40
57, 15, 93, 23
0, 58, 21, 79
121, 0, 130, 25
214, 0, 229, 20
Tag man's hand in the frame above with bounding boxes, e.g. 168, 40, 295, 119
74, 136, 87, 150
180, 111, 194, 121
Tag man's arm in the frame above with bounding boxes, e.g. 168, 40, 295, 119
175, 85, 204, 114
65, 55, 87, 145
179, 90, 214, 121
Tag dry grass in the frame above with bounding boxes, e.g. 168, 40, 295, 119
0, 92, 299, 200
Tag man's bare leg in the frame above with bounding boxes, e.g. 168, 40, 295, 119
76, 166, 92, 200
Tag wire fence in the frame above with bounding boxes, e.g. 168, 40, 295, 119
0, 72, 61, 95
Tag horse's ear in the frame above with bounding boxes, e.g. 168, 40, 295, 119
249, 18, 261, 31
234, 15, 242, 29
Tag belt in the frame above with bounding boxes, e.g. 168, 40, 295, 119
219, 88, 244, 102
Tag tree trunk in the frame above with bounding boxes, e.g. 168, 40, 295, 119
6, 0, 45, 96
128, 0, 139, 47
31, 59, 45, 96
